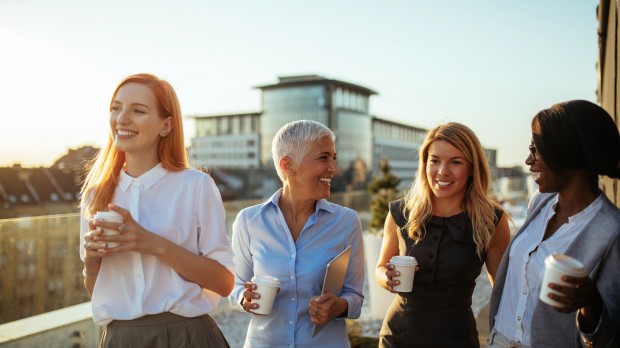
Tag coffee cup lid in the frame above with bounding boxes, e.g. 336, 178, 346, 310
545, 253, 586, 276
252, 275, 280, 286
390, 255, 417, 266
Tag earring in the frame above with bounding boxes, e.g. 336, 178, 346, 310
160, 131, 168, 137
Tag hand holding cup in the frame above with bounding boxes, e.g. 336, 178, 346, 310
243, 275, 280, 315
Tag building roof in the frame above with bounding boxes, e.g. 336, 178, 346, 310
187, 111, 261, 119
255, 74, 378, 96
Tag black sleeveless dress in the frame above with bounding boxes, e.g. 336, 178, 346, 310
379, 199, 502, 348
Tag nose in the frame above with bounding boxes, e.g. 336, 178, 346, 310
329, 158, 339, 174
115, 109, 130, 124
525, 153, 535, 165
437, 162, 450, 176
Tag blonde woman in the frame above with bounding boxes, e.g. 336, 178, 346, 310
375, 122, 510, 348
80, 73, 234, 347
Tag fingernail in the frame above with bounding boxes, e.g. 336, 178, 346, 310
254, 294, 260, 299
396, 272, 400, 276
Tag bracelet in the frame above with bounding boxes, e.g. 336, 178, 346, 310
82, 268, 98, 278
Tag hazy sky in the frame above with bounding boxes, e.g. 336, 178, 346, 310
0, 0, 599, 168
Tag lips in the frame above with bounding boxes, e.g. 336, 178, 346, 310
117, 129, 138, 137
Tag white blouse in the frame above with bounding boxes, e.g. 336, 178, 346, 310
80, 163, 235, 325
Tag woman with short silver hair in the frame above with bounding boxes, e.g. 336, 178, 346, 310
229, 120, 365, 348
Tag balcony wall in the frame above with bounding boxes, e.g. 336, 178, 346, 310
0, 191, 371, 346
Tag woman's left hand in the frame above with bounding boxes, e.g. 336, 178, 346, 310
547, 275, 603, 314
93, 204, 164, 256
308, 293, 347, 325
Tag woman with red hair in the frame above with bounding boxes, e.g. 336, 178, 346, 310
80, 73, 233, 347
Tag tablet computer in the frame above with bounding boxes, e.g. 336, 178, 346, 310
311, 245, 352, 337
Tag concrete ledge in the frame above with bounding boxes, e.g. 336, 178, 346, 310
0, 302, 100, 347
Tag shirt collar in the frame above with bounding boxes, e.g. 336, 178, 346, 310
260, 188, 337, 214
118, 163, 168, 192
549, 192, 605, 224
567, 193, 604, 224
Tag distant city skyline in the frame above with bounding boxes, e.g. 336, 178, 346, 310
1, 1, 599, 168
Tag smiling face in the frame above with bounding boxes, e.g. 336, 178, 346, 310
425, 140, 472, 203
110, 82, 171, 161
526, 140, 567, 193
286, 136, 339, 201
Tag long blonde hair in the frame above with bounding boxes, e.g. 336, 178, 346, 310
403, 122, 501, 257
80, 73, 189, 216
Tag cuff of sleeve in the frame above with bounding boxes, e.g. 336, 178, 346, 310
335, 297, 350, 320
576, 310, 601, 347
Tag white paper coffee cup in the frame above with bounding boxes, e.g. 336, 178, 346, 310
539, 253, 586, 308
251, 275, 280, 315
390, 256, 418, 292
94, 211, 124, 249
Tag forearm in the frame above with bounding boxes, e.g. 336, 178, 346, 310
375, 266, 390, 291
82, 257, 101, 297
335, 297, 349, 318
155, 238, 234, 296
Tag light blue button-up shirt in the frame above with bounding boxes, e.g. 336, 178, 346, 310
229, 189, 365, 348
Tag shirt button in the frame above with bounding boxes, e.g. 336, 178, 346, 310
291, 254, 295, 258
289, 321, 293, 325
291, 297, 296, 301
522, 290, 528, 295
517, 316, 522, 321
290, 275, 294, 279
428, 253, 434, 259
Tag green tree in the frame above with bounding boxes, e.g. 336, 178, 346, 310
367, 159, 401, 235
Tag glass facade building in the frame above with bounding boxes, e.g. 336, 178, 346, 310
257, 76, 376, 190
190, 75, 432, 193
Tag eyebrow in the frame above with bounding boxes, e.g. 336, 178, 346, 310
429, 154, 465, 160
112, 101, 151, 109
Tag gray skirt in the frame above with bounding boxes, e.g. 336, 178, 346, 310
99, 312, 230, 348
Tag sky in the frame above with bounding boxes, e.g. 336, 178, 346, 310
0, 0, 599, 168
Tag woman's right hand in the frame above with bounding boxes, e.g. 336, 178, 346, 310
83, 218, 110, 259
242, 282, 261, 313
384, 263, 400, 293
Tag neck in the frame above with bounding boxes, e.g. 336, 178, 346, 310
430, 194, 465, 217
124, 153, 160, 178
279, 186, 317, 218
555, 170, 599, 216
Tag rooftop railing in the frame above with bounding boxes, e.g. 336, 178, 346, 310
0, 191, 371, 347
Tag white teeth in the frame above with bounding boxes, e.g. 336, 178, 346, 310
320, 178, 331, 183
437, 181, 451, 186
531, 172, 541, 180
117, 130, 137, 136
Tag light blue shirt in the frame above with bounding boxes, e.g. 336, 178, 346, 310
229, 189, 365, 348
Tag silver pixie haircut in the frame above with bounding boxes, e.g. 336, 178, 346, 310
271, 120, 335, 181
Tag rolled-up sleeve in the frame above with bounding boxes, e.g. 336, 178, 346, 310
338, 210, 365, 319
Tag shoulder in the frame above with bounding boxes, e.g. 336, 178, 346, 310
492, 205, 505, 226
169, 168, 215, 185
389, 198, 405, 214
596, 195, 620, 234
323, 201, 360, 220
236, 199, 272, 221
